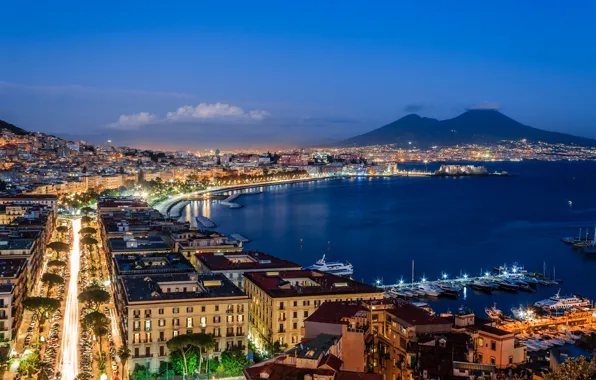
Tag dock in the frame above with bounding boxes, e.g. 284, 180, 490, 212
231, 233, 250, 243
196, 215, 216, 228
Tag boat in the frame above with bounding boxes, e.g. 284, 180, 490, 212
437, 283, 460, 297
485, 304, 503, 320
511, 305, 533, 320
509, 278, 535, 293
562, 228, 582, 244
534, 290, 591, 311
582, 226, 596, 254
303, 254, 354, 277
470, 281, 494, 293
494, 279, 519, 293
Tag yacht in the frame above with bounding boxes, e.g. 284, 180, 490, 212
534, 290, 591, 311
485, 304, 503, 320
304, 255, 354, 277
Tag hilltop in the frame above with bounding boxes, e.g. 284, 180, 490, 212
336, 110, 596, 148
0, 119, 29, 135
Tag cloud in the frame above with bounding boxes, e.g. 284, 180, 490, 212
107, 112, 158, 130
468, 101, 501, 110
166, 103, 270, 121
403, 104, 431, 113
106, 103, 270, 129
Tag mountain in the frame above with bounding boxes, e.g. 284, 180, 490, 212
0, 119, 28, 135
336, 110, 596, 148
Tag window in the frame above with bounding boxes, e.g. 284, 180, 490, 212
490, 357, 496, 365
145, 320, 151, 331
293, 322, 297, 330
201, 306, 206, 312
158, 308, 164, 315
187, 307, 193, 313
145, 347, 151, 357
509, 356, 513, 364
187, 317, 193, 328
160, 346, 165, 357
214, 327, 220, 337
227, 315, 234, 323
227, 327, 234, 336
173, 307, 179, 314
478, 337, 484, 347
279, 302, 285, 310
133, 321, 140, 331
237, 315, 243, 323
372, 314, 379, 322
291, 336, 296, 344
159, 331, 165, 341
200, 317, 206, 326
303, 300, 310, 306
215, 305, 219, 312
213, 316, 220, 323
293, 312, 297, 318
173, 318, 180, 326
478, 353, 483, 362
236, 326, 243, 336
134, 333, 140, 344
173, 330, 179, 337
303, 311, 309, 318
134, 348, 139, 357
293, 301, 297, 307
158, 319, 165, 327
490, 341, 496, 351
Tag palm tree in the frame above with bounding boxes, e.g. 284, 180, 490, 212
83, 311, 110, 354
118, 346, 131, 380
166, 333, 215, 379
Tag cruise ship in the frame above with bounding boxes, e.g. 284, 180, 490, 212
304, 255, 353, 277
534, 290, 591, 311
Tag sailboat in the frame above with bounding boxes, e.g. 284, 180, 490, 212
583, 225, 596, 254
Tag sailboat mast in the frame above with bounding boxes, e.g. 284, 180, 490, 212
412, 260, 415, 284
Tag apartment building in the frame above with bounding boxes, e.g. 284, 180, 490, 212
0, 194, 58, 215
0, 258, 29, 349
115, 272, 249, 373
194, 251, 301, 290
244, 270, 383, 350
171, 229, 242, 259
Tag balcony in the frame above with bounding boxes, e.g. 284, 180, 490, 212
133, 314, 141, 319
225, 309, 235, 314
226, 333, 235, 337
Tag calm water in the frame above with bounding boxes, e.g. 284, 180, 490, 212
180, 161, 596, 315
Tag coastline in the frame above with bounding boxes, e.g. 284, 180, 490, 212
154, 175, 344, 217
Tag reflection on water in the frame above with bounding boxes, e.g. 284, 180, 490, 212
202, 200, 211, 219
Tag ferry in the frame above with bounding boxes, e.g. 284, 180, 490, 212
534, 290, 591, 311
304, 255, 353, 277
485, 304, 503, 320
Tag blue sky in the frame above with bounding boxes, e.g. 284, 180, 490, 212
1, 1, 595, 149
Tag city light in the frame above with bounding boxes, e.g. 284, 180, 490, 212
61, 217, 81, 380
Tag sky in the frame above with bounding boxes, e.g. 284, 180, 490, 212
1, 1, 596, 150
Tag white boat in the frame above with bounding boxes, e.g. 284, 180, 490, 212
485, 303, 503, 320
304, 254, 353, 277
534, 290, 591, 311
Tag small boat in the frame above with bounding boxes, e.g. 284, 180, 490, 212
437, 283, 460, 297
494, 279, 519, 293
470, 281, 496, 293
485, 303, 503, 320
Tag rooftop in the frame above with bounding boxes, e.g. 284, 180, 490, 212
108, 235, 170, 253
305, 301, 369, 325
287, 333, 340, 359
0, 258, 28, 278
386, 301, 452, 327
120, 273, 247, 303
114, 253, 195, 275
197, 251, 301, 272
244, 270, 382, 298
0, 237, 35, 251
97, 196, 150, 211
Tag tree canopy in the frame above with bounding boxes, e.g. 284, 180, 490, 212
47, 259, 67, 268
79, 227, 96, 235
56, 225, 69, 234
167, 333, 215, 377
219, 350, 251, 376
81, 206, 94, 215
81, 215, 92, 225
80, 236, 98, 246
544, 356, 596, 380
47, 241, 70, 253
41, 273, 64, 292
78, 288, 110, 310
22, 297, 61, 314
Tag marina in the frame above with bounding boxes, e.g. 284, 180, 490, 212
378, 262, 561, 300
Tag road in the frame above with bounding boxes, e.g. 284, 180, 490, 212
60, 217, 81, 380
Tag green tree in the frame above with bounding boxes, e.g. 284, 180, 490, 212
78, 288, 110, 311
56, 225, 69, 240
79, 227, 97, 236
167, 333, 215, 378
22, 297, 61, 329
81, 215, 92, 225
80, 236, 98, 250
83, 311, 110, 353
220, 349, 251, 376
46, 241, 70, 256
41, 273, 64, 296
18, 349, 41, 379
170, 349, 200, 375
47, 259, 67, 270
544, 356, 596, 380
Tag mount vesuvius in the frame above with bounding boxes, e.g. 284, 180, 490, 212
335, 110, 596, 148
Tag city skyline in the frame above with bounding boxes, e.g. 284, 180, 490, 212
2, 1, 596, 149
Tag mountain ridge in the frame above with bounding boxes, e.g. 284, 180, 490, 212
335, 110, 596, 148
0, 119, 29, 135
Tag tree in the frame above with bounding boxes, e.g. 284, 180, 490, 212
78, 288, 110, 311
166, 333, 215, 378
18, 349, 41, 379
83, 311, 109, 353
80, 236, 98, 250
56, 225, 69, 236
544, 356, 596, 380
118, 345, 131, 379
220, 349, 251, 376
47, 241, 70, 256
81, 215, 92, 225
41, 273, 64, 296
47, 259, 67, 268
22, 297, 61, 328
79, 227, 96, 236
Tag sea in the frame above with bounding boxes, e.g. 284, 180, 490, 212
180, 161, 596, 316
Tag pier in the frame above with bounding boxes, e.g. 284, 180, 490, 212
196, 215, 216, 228
231, 233, 250, 243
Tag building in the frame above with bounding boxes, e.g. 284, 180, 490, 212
107, 235, 170, 255
171, 229, 242, 259
115, 272, 249, 372
96, 196, 152, 215
453, 313, 527, 369
0, 194, 58, 215
244, 270, 383, 349
0, 258, 29, 348
194, 251, 301, 290
244, 333, 381, 380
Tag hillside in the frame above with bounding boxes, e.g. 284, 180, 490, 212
336, 110, 596, 148
0, 119, 28, 135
